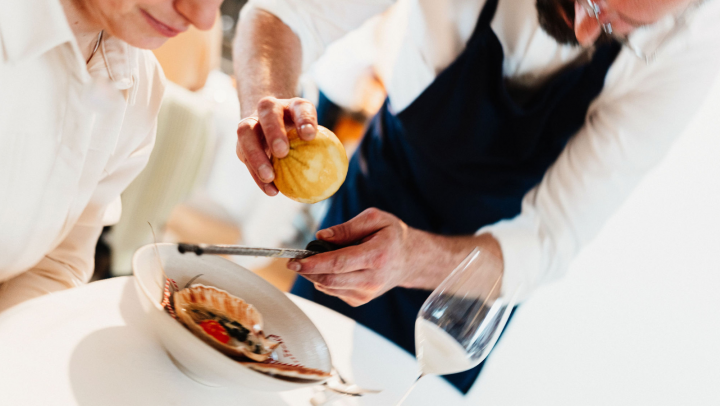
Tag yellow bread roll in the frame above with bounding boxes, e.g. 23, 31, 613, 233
272, 125, 349, 204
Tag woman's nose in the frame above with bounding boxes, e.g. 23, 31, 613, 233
175, 0, 222, 31
574, 1, 602, 46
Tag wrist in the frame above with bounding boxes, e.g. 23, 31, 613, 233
399, 231, 503, 292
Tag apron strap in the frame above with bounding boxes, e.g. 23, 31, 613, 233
473, 0, 500, 39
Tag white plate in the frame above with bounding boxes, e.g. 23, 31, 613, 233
132, 243, 332, 392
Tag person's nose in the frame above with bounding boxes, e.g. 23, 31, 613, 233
574, 1, 602, 46
175, 0, 223, 31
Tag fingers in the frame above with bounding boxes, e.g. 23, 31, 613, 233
287, 98, 318, 141
257, 97, 290, 158
235, 96, 319, 196
236, 119, 276, 186
316, 208, 393, 245
312, 284, 372, 307
244, 159, 279, 196
304, 270, 381, 291
289, 240, 388, 275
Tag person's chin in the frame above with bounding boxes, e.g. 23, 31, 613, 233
138, 36, 170, 50
123, 34, 169, 50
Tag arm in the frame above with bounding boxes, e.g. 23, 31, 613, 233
233, 0, 393, 195
0, 125, 157, 313
288, 208, 504, 307
486, 28, 720, 301
288, 14, 720, 306
0, 49, 164, 312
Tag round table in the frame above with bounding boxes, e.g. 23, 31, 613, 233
0, 277, 466, 406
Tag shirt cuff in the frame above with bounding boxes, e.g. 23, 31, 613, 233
477, 215, 542, 303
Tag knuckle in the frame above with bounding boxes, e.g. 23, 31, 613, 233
370, 250, 388, 269
287, 97, 302, 108
296, 111, 315, 122
289, 97, 311, 108
365, 274, 383, 292
257, 107, 277, 121
349, 294, 371, 307
316, 274, 334, 287
237, 122, 255, 137
246, 150, 268, 166
332, 225, 348, 240
329, 255, 346, 274
363, 207, 382, 222
257, 97, 276, 111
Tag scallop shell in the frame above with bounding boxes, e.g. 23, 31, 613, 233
241, 361, 331, 381
173, 284, 279, 362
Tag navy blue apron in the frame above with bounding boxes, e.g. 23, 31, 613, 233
295, 0, 620, 393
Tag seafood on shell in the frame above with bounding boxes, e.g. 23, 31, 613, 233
240, 361, 331, 381
173, 284, 280, 362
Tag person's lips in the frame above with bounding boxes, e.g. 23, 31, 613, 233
141, 9, 186, 38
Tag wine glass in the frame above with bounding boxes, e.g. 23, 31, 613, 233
396, 247, 521, 405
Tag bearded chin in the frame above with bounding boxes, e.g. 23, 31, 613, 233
536, 0, 580, 45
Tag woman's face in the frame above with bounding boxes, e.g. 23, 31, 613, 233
86, 0, 223, 49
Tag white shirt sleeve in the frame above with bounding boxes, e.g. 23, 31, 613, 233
241, 0, 395, 72
481, 29, 720, 301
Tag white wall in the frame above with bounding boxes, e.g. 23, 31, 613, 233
470, 75, 720, 404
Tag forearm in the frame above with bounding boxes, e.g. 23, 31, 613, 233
400, 229, 503, 292
233, 8, 303, 118
0, 223, 101, 313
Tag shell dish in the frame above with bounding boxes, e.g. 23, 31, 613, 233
174, 284, 279, 362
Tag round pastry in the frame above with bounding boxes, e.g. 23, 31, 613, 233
272, 125, 348, 204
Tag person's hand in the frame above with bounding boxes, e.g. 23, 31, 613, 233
287, 208, 426, 307
236, 96, 318, 196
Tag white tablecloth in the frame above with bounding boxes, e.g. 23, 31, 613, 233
0, 277, 465, 406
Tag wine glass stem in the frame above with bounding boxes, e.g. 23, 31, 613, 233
395, 374, 425, 406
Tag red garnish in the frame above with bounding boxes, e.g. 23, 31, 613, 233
200, 320, 230, 344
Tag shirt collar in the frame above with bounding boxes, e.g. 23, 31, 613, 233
99, 35, 138, 91
0, 0, 74, 64
1, 0, 137, 91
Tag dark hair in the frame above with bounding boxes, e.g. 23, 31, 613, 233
536, 0, 579, 45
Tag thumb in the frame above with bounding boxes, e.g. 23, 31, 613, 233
316, 208, 391, 244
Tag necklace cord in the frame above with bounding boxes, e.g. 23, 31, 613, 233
86, 30, 104, 64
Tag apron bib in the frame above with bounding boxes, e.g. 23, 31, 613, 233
295, 0, 620, 392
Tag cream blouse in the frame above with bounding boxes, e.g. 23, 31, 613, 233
0, 0, 165, 311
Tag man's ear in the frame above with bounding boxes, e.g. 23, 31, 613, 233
574, 2, 602, 46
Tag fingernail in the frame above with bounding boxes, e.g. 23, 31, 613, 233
317, 228, 334, 239
258, 164, 274, 182
300, 124, 316, 138
287, 262, 301, 272
264, 184, 278, 196
272, 139, 288, 156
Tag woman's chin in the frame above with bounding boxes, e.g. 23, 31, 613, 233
128, 36, 170, 50
110, 28, 170, 50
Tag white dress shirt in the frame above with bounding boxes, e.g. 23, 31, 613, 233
242, 0, 720, 300
0, 0, 165, 311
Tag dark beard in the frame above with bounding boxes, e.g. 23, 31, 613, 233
536, 0, 579, 45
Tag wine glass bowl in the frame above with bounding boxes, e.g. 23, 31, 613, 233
417, 247, 518, 373
398, 247, 520, 405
